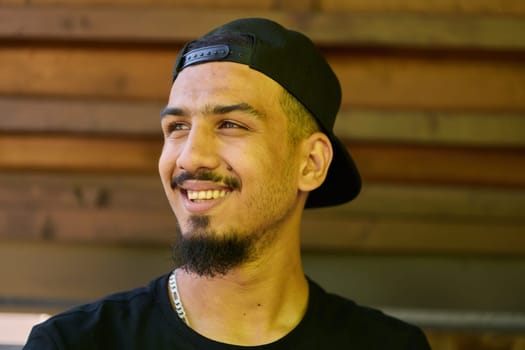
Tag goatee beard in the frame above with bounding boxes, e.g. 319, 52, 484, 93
172, 215, 258, 278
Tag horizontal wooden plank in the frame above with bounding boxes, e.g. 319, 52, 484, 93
1, 49, 525, 110
2, 97, 525, 147
2, 173, 524, 221
2, 208, 178, 243
425, 330, 525, 350
0, 134, 161, 172
332, 55, 525, 110
351, 143, 525, 187
1, 135, 525, 187
0, 241, 173, 303
388, 310, 525, 333
0, 173, 166, 211
320, 184, 525, 221
2, 241, 525, 321
336, 109, 525, 147
321, 0, 525, 15
0, 0, 276, 10
1, 173, 525, 254
301, 216, 525, 254
3, 0, 525, 16
0, 47, 173, 101
0, 6, 524, 49
0, 96, 163, 135
3, 207, 524, 254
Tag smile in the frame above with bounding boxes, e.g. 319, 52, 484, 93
187, 189, 229, 201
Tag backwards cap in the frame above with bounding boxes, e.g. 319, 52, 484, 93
172, 18, 361, 208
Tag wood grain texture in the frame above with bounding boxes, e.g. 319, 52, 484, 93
349, 143, 525, 187
1, 135, 525, 187
2, 173, 524, 254
0, 47, 173, 100
2, 174, 523, 219
321, 0, 525, 15
0, 134, 160, 173
332, 55, 525, 110
301, 216, 525, 254
0, 96, 163, 135
336, 109, 525, 147
3, 97, 525, 147
0, 6, 524, 49
0, 0, 274, 9
1, 48, 524, 110
3, 0, 525, 16
425, 330, 525, 350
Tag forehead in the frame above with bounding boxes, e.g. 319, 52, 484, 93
168, 62, 283, 113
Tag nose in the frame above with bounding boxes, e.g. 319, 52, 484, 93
175, 123, 220, 173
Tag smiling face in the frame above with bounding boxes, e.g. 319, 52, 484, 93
159, 62, 305, 275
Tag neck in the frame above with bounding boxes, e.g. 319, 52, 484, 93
174, 223, 308, 346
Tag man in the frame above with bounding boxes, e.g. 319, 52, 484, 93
24, 18, 431, 349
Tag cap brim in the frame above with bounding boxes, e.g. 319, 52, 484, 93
305, 135, 361, 208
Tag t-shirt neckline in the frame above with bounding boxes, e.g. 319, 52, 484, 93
157, 273, 323, 350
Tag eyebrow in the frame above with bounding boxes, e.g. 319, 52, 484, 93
210, 103, 265, 118
160, 107, 186, 119
160, 103, 265, 119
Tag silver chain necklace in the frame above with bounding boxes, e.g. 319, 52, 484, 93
168, 269, 191, 326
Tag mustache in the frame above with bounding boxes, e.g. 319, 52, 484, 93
171, 170, 241, 190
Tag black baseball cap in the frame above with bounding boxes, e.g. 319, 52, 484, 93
172, 18, 361, 208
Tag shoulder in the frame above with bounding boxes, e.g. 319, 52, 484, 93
24, 274, 170, 350
47, 273, 163, 325
308, 280, 431, 349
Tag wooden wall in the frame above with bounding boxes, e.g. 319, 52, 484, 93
1, 1, 525, 348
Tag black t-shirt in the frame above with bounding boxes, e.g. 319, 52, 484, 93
23, 273, 431, 349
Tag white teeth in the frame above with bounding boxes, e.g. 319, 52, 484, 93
187, 190, 228, 201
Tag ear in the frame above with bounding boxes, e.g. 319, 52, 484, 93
297, 132, 333, 193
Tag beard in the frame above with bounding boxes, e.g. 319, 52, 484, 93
172, 215, 262, 278
169, 158, 298, 278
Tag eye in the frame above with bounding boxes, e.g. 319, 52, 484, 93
220, 120, 242, 129
163, 121, 190, 136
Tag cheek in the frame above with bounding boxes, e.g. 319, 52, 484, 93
236, 145, 290, 186
158, 143, 178, 182
233, 145, 268, 171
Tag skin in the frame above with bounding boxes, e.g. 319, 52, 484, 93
158, 61, 333, 345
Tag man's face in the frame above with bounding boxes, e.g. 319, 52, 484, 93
159, 62, 302, 275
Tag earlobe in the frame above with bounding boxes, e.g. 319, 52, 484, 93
298, 132, 333, 192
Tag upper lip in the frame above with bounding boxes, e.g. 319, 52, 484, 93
178, 180, 231, 192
